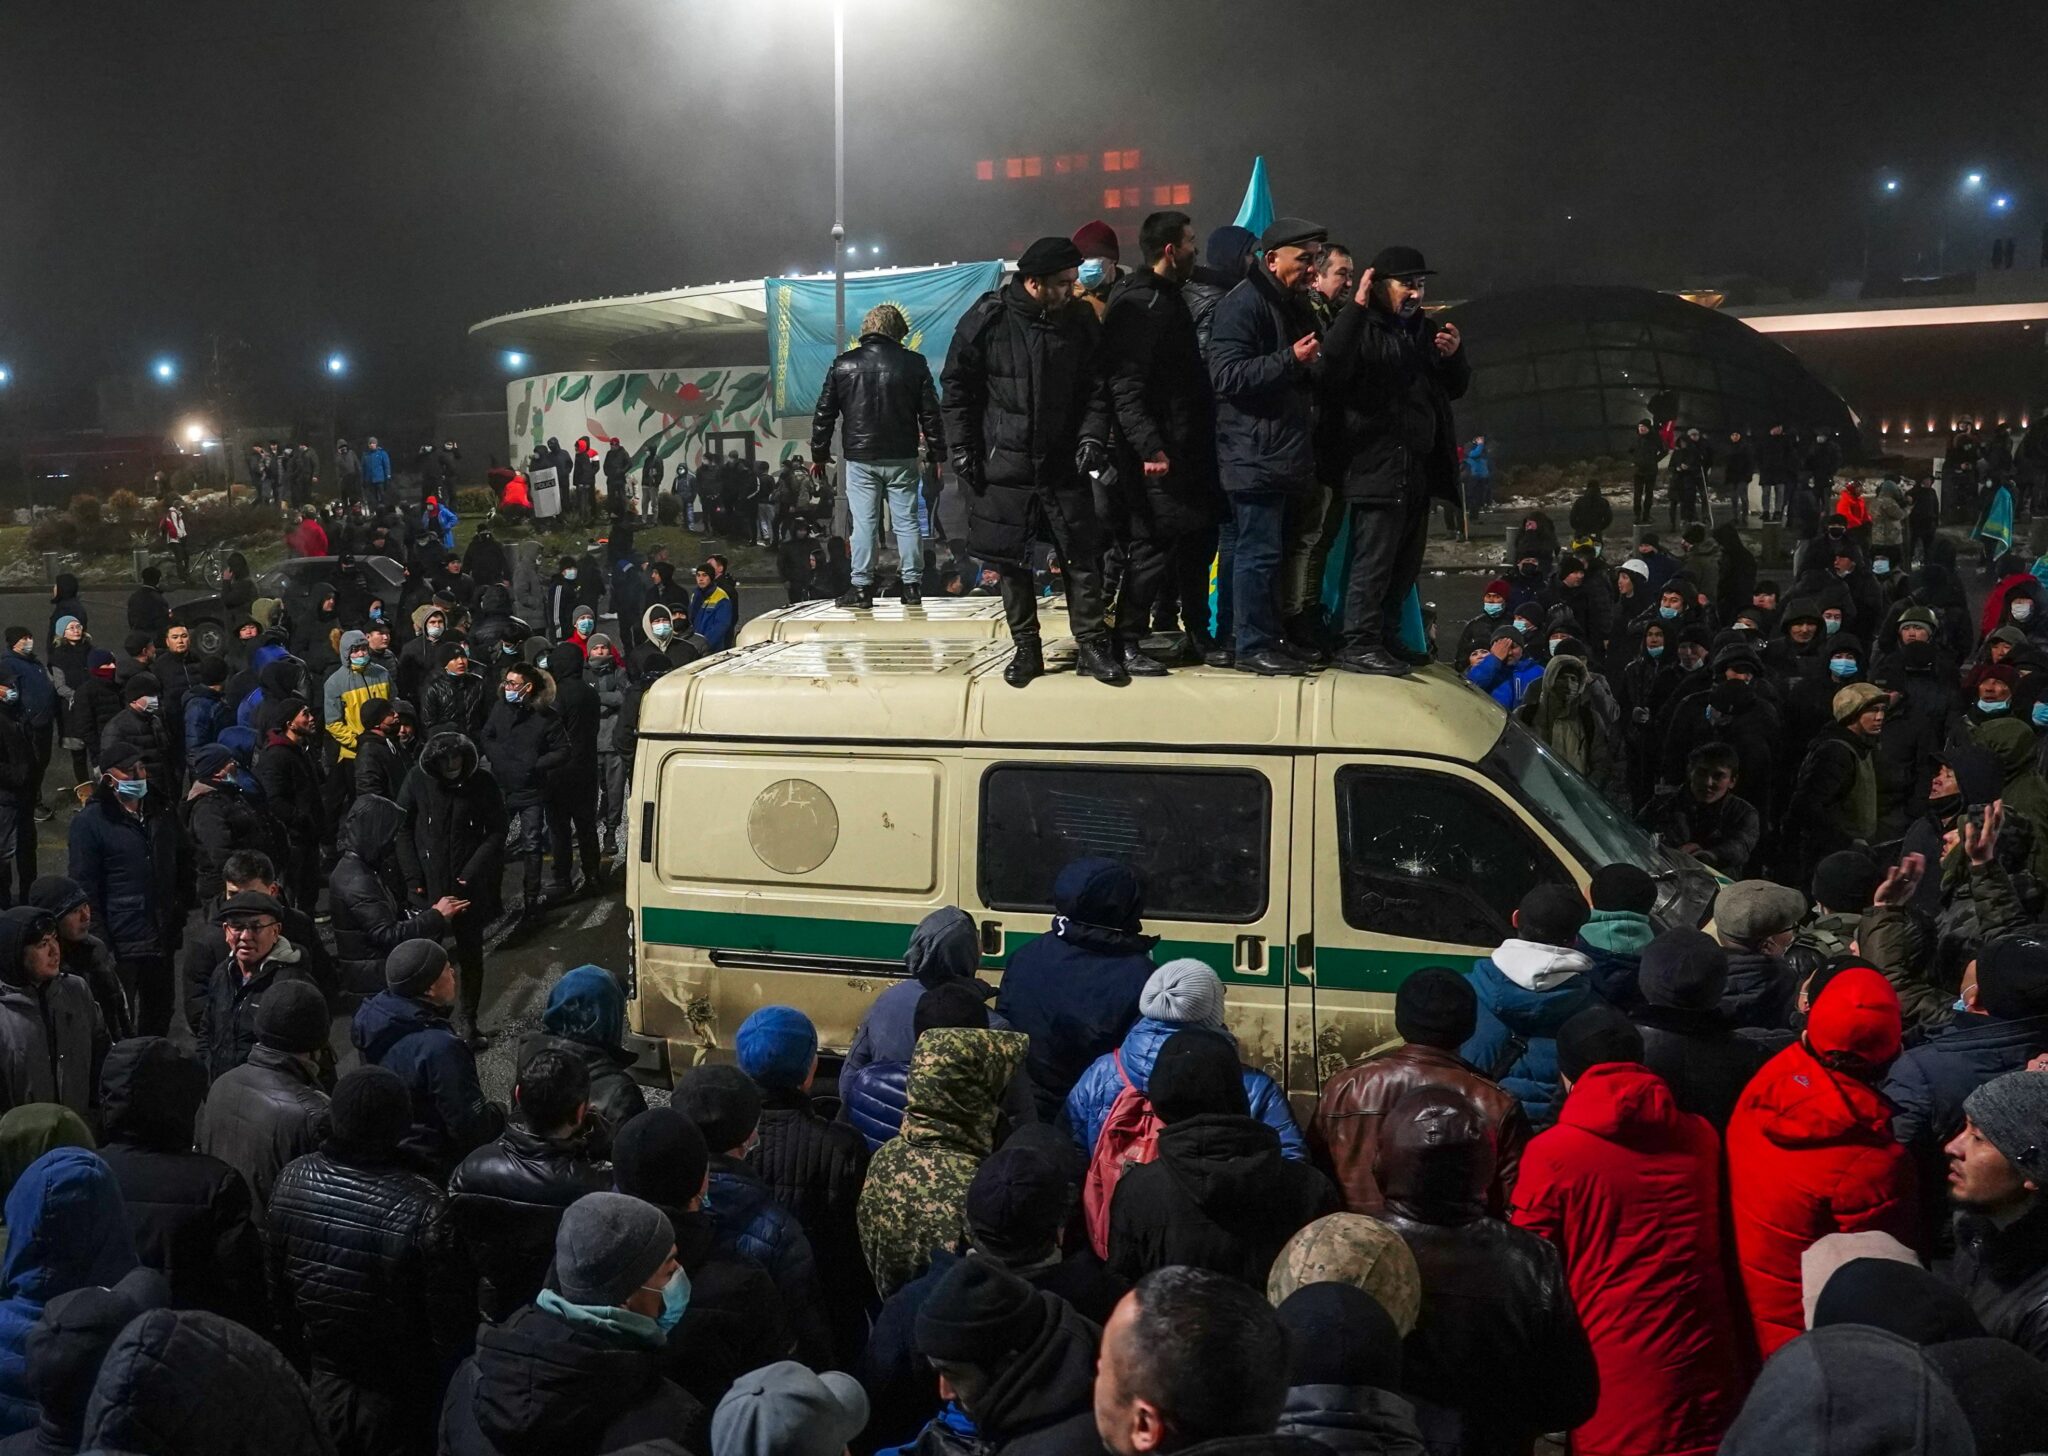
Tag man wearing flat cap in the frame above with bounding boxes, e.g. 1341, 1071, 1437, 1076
1319, 245, 1469, 675
1208, 216, 1329, 676
941, 236, 1126, 687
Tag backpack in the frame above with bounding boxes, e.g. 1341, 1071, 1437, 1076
1082, 1049, 1165, 1260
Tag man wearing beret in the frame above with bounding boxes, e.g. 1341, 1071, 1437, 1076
1208, 216, 1328, 676
1318, 245, 1469, 676
1944, 1069, 2048, 1359
941, 236, 1125, 687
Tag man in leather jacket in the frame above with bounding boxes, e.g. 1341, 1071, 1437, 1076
941, 236, 1124, 687
810, 303, 945, 609
1309, 967, 1529, 1216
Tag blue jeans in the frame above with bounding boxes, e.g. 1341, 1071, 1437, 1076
1230, 490, 1289, 654
845, 459, 922, 586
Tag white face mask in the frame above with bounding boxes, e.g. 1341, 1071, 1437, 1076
2015, 602, 2035, 623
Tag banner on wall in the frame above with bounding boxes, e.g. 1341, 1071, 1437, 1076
766, 261, 1005, 419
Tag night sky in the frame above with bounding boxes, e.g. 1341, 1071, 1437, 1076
3, 0, 2044, 427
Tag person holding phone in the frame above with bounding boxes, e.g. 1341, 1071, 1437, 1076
1319, 246, 1471, 675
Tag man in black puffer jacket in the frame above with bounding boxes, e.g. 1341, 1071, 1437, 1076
479, 662, 568, 918
396, 732, 506, 1041
195, 980, 331, 1220
76, 1307, 332, 1456
735, 1006, 872, 1366
266, 1066, 469, 1456
447, 1047, 612, 1322
940, 236, 1122, 688
178, 744, 276, 910
329, 794, 458, 991
252, 697, 326, 915
543, 644, 602, 900
421, 640, 488, 740
1318, 247, 1471, 676
95, 1036, 264, 1329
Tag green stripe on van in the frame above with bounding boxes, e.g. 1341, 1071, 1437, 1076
1314, 945, 1478, 994
638, 908, 1284, 986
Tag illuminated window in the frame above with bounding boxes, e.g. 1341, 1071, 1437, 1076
1103, 151, 1121, 173
1122, 187, 1140, 208
1172, 184, 1192, 205
1151, 185, 1172, 206
975, 160, 994, 182
1024, 156, 1042, 178
1122, 149, 1141, 169
1103, 189, 1121, 210
1005, 157, 1023, 179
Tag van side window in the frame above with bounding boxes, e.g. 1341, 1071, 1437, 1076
1334, 765, 1567, 945
979, 765, 1269, 922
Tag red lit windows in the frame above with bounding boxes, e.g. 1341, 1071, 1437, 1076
1102, 151, 1122, 173
1005, 157, 1024, 179
975, 160, 994, 181
1023, 156, 1042, 178
1151, 185, 1172, 206
1172, 184, 1192, 205
1103, 189, 1121, 210
1122, 149, 1141, 169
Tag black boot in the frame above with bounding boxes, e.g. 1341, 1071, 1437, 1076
836, 585, 874, 608
901, 582, 923, 607
1076, 638, 1131, 685
1119, 639, 1170, 677
1004, 636, 1044, 687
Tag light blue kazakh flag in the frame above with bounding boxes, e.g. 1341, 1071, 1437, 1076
765, 261, 1004, 419
1233, 156, 1274, 236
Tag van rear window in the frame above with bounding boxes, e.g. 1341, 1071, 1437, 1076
978, 765, 1269, 923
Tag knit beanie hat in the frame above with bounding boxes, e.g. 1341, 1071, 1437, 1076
1589, 864, 1656, 914
1515, 883, 1591, 947
1811, 1257, 1986, 1346
1147, 1031, 1248, 1124
1639, 928, 1730, 1011
328, 1066, 411, 1155
552, 1192, 674, 1307
383, 937, 448, 997
1071, 219, 1119, 263
1813, 850, 1882, 912
255, 980, 330, 1054
23, 877, 87, 920
1275, 1281, 1404, 1390
712, 1362, 870, 1456
734, 1006, 818, 1092
1392, 968, 1477, 1048
914, 1255, 1050, 1364
1555, 1005, 1644, 1083
964, 1144, 1071, 1262
611, 1108, 710, 1209
913, 981, 990, 1036
1800, 1231, 1919, 1329
1140, 959, 1227, 1028
1922, 1337, 2048, 1456
1976, 932, 2048, 1020
673, 1064, 763, 1153
1963, 1070, 2048, 1184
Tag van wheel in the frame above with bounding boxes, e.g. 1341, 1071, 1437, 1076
189, 619, 226, 657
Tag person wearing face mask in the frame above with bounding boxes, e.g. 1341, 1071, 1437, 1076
545, 555, 596, 643
1455, 580, 1515, 666
352, 938, 505, 1179
68, 746, 179, 1038
480, 663, 569, 925
1319, 248, 1469, 677
639, 602, 702, 671
395, 734, 505, 1048
1966, 662, 2021, 728
319, 628, 392, 783
422, 640, 488, 740
97, 671, 171, 810
1620, 622, 1679, 810
395, 607, 448, 703
941, 235, 1123, 687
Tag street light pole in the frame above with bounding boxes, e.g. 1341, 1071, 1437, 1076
832, 0, 846, 353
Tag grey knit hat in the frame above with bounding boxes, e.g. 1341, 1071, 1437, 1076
1964, 1070, 2048, 1183
1139, 959, 1226, 1029
552, 1193, 674, 1307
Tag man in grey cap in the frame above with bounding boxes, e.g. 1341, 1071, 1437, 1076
1944, 1069, 2048, 1359
1711, 879, 1806, 1032
1208, 216, 1328, 676
1319, 245, 1468, 675
941, 236, 1124, 687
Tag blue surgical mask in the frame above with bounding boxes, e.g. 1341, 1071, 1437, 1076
1658, 606, 1679, 620
1824, 618, 1842, 635
503, 686, 523, 704
1829, 657, 1857, 679
1646, 644, 1665, 659
113, 777, 148, 800
563, 568, 577, 582
349, 653, 368, 670
644, 1266, 691, 1335
1979, 697, 2010, 715
369, 606, 383, 620
1078, 257, 1112, 290
1481, 601, 1503, 616
1872, 559, 1891, 576
651, 622, 673, 640
575, 618, 594, 636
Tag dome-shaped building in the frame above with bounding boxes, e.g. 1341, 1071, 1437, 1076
1440, 285, 1863, 464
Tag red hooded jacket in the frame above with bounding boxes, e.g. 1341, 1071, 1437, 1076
1512, 1061, 1739, 1456
1725, 967, 1916, 1359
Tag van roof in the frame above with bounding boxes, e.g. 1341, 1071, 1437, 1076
734, 597, 1069, 647
638, 637, 1509, 759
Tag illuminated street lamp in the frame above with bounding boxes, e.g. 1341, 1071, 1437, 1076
1966, 172, 1985, 188
326, 353, 347, 376
503, 351, 527, 371
184, 422, 204, 444
0, 366, 11, 386
152, 358, 176, 383
1994, 194, 2013, 212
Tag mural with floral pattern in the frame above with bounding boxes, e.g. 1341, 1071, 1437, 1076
505, 366, 806, 474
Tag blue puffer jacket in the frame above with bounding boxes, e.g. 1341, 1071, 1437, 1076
1885, 1009, 2048, 1150
702, 1154, 832, 1368
4, 655, 56, 733
351, 990, 505, 1179
1065, 1017, 1305, 1161
1209, 266, 1319, 494
841, 1058, 909, 1151
995, 857, 1158, 1122
0, 1148, 137, 1436
183, 687, 227, 752
1467, 651, 1544, 709
1459, 945, 1603, 1129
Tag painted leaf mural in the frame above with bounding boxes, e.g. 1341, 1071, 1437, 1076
505, 366, 792, 476
592, 376, 626, 410
557, 375, 592, 403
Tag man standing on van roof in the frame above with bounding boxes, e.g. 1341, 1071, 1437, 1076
940, 236, 1127, 688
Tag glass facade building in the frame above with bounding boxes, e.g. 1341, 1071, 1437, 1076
1441, 285, 1862, 464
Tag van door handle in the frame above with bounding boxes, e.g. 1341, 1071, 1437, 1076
1235, 935, 1266, 974
1295, 933, 1315, 975
979, 920, 1005, 958
638, 803, 656, 864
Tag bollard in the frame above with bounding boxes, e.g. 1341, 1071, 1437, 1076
42, 552, 60, 584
